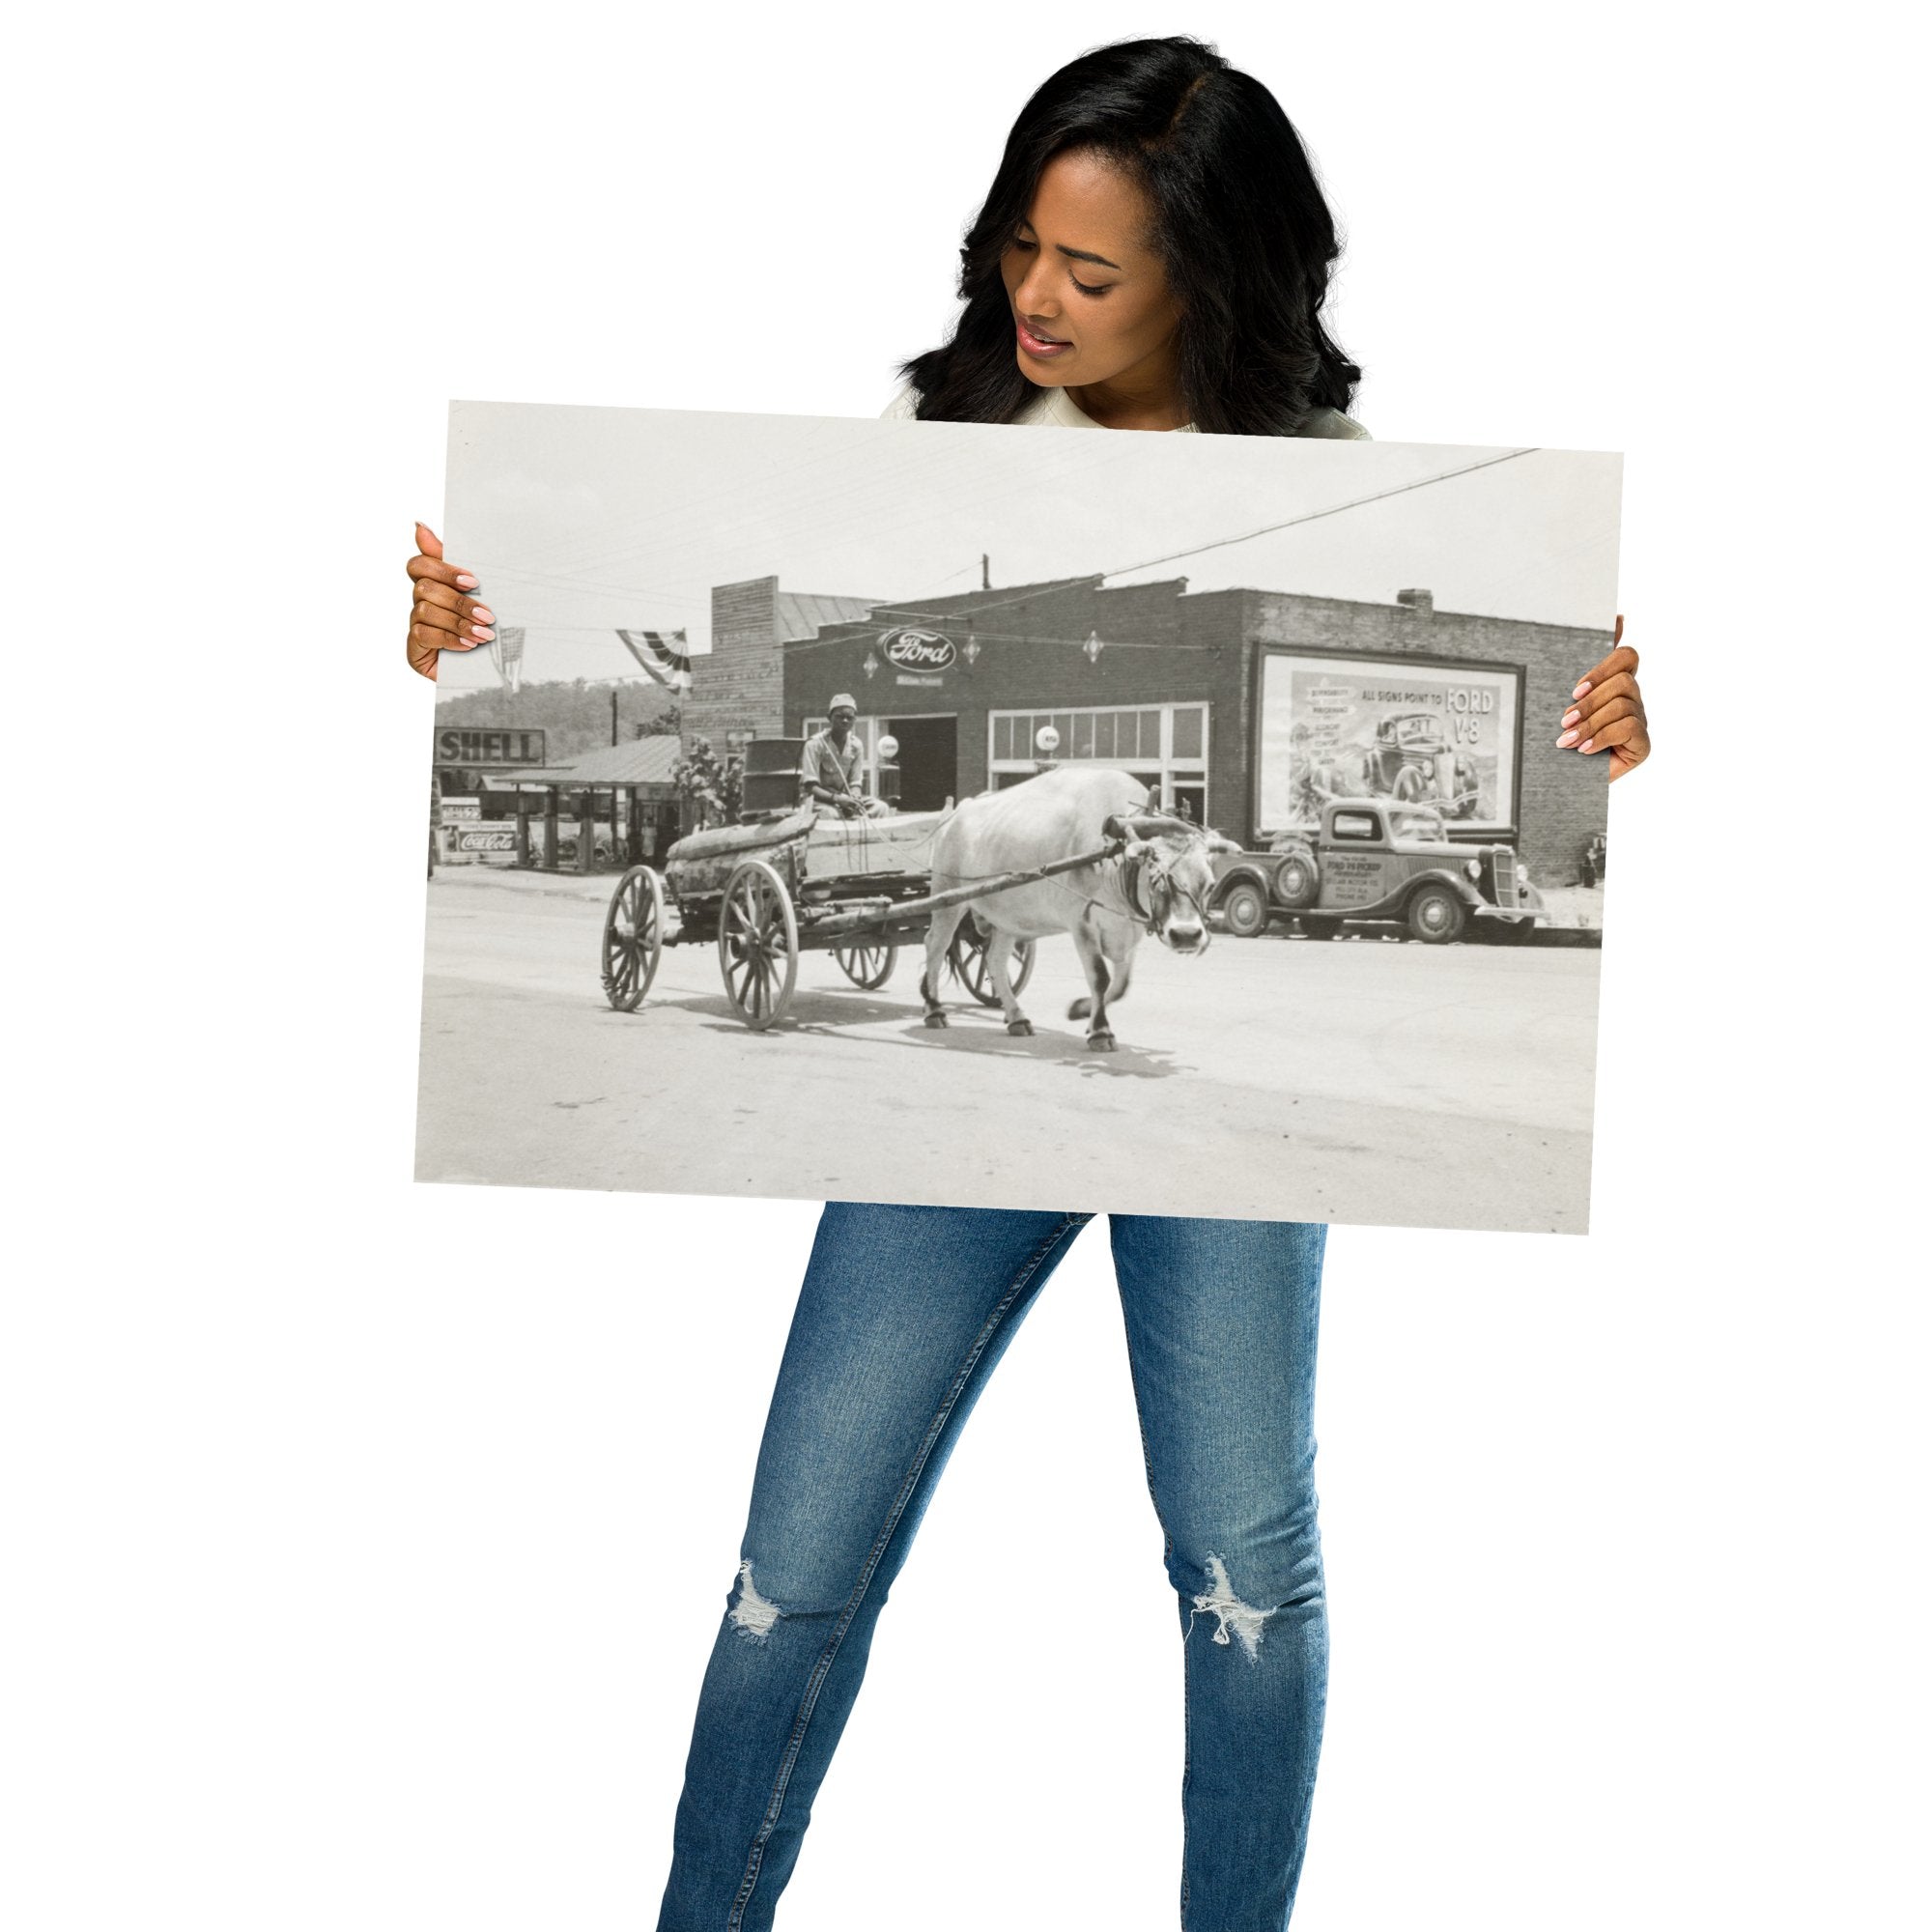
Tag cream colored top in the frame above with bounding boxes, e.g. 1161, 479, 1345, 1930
879, 377, 1369, 440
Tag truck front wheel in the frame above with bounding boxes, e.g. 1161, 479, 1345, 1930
1219, 881, 1270, 938
1406, 884, 1467, 945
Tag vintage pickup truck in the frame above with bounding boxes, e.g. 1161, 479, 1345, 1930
1209, 798, 1544, 944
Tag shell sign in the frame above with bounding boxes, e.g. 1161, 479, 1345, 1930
879, 626, 956, 671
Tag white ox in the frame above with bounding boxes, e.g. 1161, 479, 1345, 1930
919, 766, 1239, 1052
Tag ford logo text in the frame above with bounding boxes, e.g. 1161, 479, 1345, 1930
880, 627, 956, 670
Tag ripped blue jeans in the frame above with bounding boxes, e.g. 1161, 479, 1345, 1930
656, 1205, 1328, 1932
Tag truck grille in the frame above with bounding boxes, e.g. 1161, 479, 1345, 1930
1483, 850, 1518, 908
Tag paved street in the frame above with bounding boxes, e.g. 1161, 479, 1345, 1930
416, 867, 1602, 1234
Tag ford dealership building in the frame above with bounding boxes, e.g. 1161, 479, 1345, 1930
683, 572, 1609, 886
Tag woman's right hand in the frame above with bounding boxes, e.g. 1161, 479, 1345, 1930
406, 523, 494, 681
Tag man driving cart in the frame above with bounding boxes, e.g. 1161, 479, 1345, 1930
799, 693, 889, 819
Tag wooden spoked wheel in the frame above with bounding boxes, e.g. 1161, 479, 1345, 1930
949, 925, 1037, 1007
718, 859, 800, 1030
834, 940, 898, 990
601, 866, 665, 1011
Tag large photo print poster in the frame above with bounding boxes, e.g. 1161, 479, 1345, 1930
418, 403, 1621, 1234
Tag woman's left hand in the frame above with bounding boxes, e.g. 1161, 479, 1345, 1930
1556, 615, 1649, 781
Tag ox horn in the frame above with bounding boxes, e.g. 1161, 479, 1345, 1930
1122, 811, 1203, 841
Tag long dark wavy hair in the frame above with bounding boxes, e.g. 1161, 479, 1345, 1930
897, 37, 1361, 437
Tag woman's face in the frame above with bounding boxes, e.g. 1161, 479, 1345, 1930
999, 147, 1181, 395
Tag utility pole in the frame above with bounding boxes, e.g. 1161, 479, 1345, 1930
981, 552, 991, 590
611, 687, 619, 747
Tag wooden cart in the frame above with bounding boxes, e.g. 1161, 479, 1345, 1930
599, 804, 1120, 1031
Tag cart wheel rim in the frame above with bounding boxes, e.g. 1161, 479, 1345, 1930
836, 942, 896, 990
949, 928, 991, 1002
718, 860, 798, 1029
951, 929, 1035, 1005
601, 867, 664, 1010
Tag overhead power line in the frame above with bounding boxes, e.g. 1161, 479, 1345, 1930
468, 443, 1543, 665
1095, 447, 1539, 581
872, 446, 1541, 631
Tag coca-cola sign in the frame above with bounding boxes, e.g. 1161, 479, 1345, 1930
879, 626, 956, 672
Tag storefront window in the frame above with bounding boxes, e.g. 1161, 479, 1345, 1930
988, 703, 1209, 816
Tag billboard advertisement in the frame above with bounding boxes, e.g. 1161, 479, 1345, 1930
1256, 650, 1520, 836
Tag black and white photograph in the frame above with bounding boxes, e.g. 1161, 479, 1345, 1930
16, 10, 1922, 1932
418, 401, 1620, 1233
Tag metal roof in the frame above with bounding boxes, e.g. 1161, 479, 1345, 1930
494, 736, 684, 787
773, 589, 881, 643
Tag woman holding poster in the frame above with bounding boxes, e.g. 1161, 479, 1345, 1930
405, 36, 1648, 1932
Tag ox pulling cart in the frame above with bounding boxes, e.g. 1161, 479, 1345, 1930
599, 803, 1122, 1031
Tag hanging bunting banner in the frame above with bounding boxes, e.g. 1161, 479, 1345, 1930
617, 628, 693, 692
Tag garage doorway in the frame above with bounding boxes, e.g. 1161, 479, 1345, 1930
885, 713, 957, 811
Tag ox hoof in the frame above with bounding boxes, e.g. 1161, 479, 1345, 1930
1087, 1031, 1117, 1054
923, 1011, 950, 1030
1067, 997, 1094, 1021
1007, 1017, 1034, 1037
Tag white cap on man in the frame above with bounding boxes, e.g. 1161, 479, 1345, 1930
827, 693, 859, 717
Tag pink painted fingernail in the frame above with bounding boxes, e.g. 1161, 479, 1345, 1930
1561, 707, 1579, 726
1578, 737, 1594, 753
1572, 680, 1591, 698
456, 573, 479, 588
470, 606, 494, 622
1557, 728, 1579, 747
470, 624, 492, 640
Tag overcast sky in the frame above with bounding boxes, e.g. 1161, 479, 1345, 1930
438, 401, 1622, 693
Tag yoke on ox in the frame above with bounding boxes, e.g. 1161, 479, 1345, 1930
919, 766, 1238, 1052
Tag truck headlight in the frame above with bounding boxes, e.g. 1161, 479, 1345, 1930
1516, 865, 1530, 889
1463, 858, 1482, 882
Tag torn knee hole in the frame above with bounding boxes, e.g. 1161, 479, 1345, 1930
728, 1559, 783, 1640
1190, 1554, 1269, 1662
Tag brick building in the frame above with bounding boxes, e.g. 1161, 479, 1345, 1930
682, 576, 878, 753
693, 573, 1611, 887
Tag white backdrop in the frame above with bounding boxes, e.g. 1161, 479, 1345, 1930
7, 5, 1923, 1929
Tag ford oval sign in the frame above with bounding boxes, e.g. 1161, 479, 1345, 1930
879, 626, 956, 672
